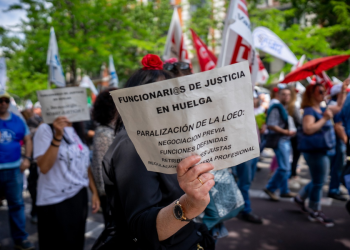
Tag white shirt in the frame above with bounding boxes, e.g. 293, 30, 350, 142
33, 124, 89, 206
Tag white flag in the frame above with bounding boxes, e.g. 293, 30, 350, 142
279, 71, 285, 82
163, 7, 190, 64
109, 55, 119, 88
0, 57, 6, 90
46, 27, 66, 87
252, 26, 298, 65
291, 55, 306, 71
217, 0, 258, 85
80, 75, 98, 95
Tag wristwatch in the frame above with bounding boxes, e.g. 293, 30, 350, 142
173, 199, 191, 222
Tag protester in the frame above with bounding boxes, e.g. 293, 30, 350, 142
334, 82, 350, 215
294, 81, 348, 227
0, 91, 34, 250
24, 102, 43, 224
91, 87, 117, 226
234, 158, 262, 224
163, 57, 192, 77
232, 90, 263, 224
264, 87, 296, 201
288, 88, 302, 187
33, 116, 100, 250
327, 84, 348, 201
96, 54, 215, 250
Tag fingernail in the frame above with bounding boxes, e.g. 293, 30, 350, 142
194, 155, 201, 160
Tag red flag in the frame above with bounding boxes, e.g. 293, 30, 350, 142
190, 29, 217, 72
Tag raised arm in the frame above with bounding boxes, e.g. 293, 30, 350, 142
156, 156, 214, 241
328, 79, 349, 114
36, 117, 70, 174
303, 109, 332, 135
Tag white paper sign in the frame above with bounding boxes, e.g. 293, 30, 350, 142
37, 87, 90, 124
110, 61, 260, 174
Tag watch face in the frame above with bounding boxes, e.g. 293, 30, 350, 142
174, 204, 183, 220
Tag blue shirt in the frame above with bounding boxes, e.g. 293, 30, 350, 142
339, 93, 350, 136
303, 107, 336, 156
0, 112, 30, 170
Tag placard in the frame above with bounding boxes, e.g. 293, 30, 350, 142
110, 61, 260, 174
37, 87, 90, 124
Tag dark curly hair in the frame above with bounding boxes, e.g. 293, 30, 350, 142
92, 87, 118, 126
115, 69, 173, 133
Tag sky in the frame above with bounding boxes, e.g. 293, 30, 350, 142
0, 0, 27, 34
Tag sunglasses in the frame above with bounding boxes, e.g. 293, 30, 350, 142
163, 62, 191, 71
0, 98, 10, 104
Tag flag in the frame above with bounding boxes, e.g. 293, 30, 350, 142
80, 75, 98, 95
0, 57, 6, 90
291, 55, 306, 71
316, 71, 333, 93
252, 26, 298, 65
217, 0, 258, 85
46, 27, 66, 87
109, 55, 119, 87
190, 29, 217, 72
256, 53, 269, 84
163, 7, 191, 64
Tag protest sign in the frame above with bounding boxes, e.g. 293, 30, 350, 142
110, 61, 260, 174
37, 87, 90, 124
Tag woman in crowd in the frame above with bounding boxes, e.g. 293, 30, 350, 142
294, 82, 347, 227
100, 54, 215, 249
91, 88, 117, 226
33, 117, 100, 249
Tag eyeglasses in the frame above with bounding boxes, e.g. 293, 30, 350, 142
0, 98, 10, 104
163, 62, 191, 71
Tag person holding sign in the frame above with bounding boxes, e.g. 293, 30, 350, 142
98, 55, 215, 250
33, 116, 100, 250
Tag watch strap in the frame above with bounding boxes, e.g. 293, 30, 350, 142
174, 199, 192, 222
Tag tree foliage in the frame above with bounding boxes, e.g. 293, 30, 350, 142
0, 0, 173, 101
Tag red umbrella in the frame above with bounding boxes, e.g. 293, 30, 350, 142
282, 55, 350, 83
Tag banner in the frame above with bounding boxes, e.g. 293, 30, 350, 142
217, 0, 258, 85
256, 53, 269, 84
109, 55, 119, 87
80, 75, 98, 95
190, 29, 217, 72
110, 61, 260, 174
0, 57, 6, 90
46, 27, 66, 87
163, 7, 191, 64
37, 87, 90, 124
252, 26, 298, 65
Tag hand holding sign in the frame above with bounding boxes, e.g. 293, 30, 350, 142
111, 61, 260, 174
177, 155, 215, 219
52, 116, 70, 137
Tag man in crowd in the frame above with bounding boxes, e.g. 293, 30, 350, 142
0, 90, 34, 250
328, 84, 348, 201
264, 88, 296, 201
335, 90, 350, 214
233, 91, 264, 224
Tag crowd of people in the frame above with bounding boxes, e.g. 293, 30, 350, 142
0, 54, 350, 250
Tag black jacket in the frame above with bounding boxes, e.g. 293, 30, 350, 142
102, 128, 208, 250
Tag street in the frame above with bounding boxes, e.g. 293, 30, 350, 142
1, 151, 349, 250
